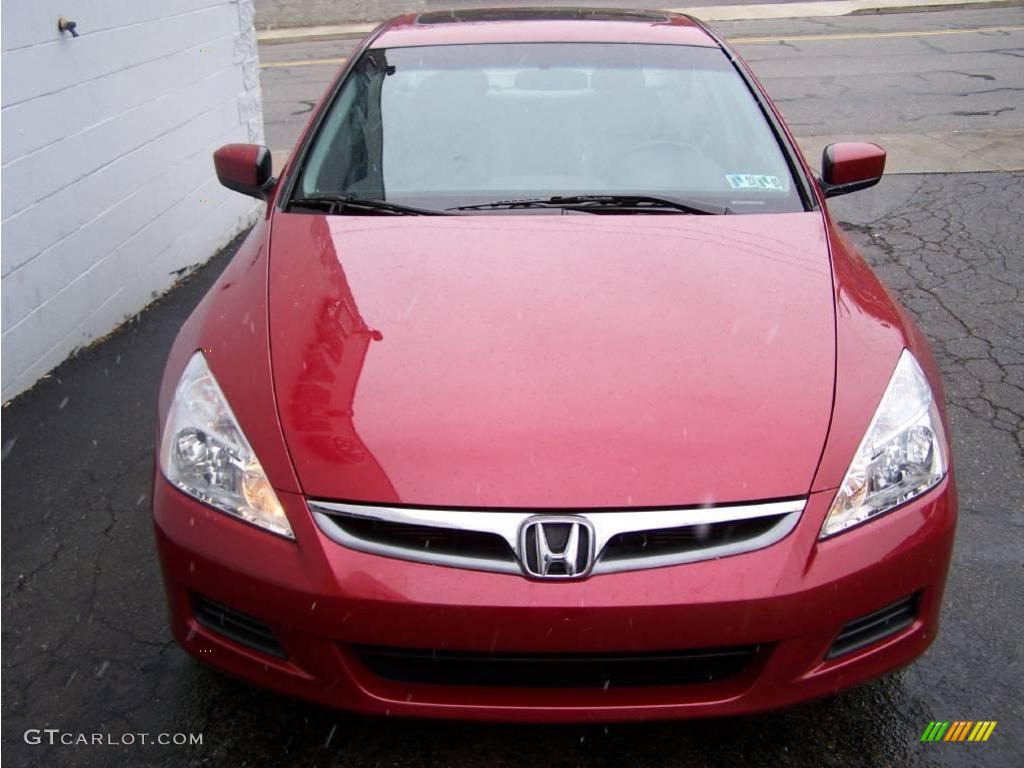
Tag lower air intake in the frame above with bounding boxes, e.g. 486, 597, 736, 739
827, 593, 919, 659
192, 593, 284, 658
353, 645, 760, 688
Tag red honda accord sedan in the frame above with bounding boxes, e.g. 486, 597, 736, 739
152, 8, 957, 721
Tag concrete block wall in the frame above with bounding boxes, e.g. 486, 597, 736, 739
1, 1, 264, 400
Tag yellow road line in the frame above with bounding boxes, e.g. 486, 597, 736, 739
731, 24, 1024, 45
258, 24, 1024, 67
260, 57, 347, 69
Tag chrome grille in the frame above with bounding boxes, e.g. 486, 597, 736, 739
309, 498, 803, 578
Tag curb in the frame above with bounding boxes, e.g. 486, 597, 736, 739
257, 23, 377, 45
255, 0, 1020, 44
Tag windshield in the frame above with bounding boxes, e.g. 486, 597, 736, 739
294, 43, 804, 214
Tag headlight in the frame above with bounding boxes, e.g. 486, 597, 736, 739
820, 349, 948, 538
159, 352, 293, 539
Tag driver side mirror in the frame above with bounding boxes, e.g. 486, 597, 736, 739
213, 144, 274, 199
819, 142, 886, 198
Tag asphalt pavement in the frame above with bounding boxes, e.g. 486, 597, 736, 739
3, 4, 1023, 768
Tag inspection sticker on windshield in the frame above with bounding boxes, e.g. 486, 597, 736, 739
726, 174, 784, 191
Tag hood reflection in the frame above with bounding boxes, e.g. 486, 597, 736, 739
288, 216, 396, 501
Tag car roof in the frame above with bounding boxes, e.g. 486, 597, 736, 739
371, 7, 720, 49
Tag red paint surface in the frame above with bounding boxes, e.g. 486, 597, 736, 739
376, 12, 717, 49
153, 476, 956, 721
824, 142, 887, 187
268, 212, 836, 507
213, 143, 267, 189
153, 11, 957, 719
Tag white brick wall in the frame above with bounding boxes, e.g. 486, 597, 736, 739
1, 0, 264, 400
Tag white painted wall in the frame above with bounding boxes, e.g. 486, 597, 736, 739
1, 0, 264, 400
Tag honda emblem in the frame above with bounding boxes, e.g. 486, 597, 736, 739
518, 516, 595, 579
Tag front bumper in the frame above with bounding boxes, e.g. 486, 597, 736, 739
153, 476, 956, 722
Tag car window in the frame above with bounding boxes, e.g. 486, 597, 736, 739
296, 43, 804, 213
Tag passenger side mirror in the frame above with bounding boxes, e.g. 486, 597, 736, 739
819, 142, 886, 198
213, 144, 274, 199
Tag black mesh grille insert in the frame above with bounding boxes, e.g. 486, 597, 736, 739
827, 594, 919, 659
416, 8, 671, 25
354, 645, 759, 687
602, 515, 783, 561
192, 593, 284, 658
331, 515, 513, 561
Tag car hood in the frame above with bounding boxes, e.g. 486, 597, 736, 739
268, 211, 835, 508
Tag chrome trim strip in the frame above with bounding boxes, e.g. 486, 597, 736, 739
310, 499, 805, 577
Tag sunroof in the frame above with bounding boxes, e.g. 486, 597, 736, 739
416, 8, 672, 25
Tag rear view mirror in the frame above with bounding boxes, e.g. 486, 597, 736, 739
213, 144, 274, 199
819, 142, 886, 198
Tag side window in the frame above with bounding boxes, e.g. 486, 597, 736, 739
302, 69, 384, 197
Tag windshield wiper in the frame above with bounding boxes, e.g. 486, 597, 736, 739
449, 194, 729, 215
289, 194, 448, 216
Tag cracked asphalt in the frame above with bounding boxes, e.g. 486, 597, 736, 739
4, 8, 1024, 768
